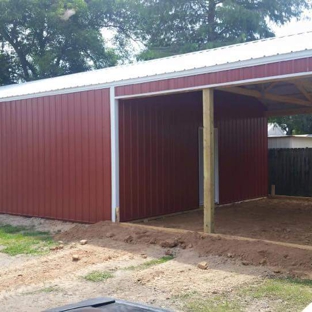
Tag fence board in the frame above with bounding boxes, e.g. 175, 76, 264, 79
269, 148, 312, 197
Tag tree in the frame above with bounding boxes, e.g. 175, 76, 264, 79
269, 115, 312, 135
135, 0, 311, 60
0, 51, 15, 86
0, 0, 311, 84
0, 0, 139, 83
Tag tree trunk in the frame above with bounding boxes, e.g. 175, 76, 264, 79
207, 0, 217, 42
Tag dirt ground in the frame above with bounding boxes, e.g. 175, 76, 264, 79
0, 200, 311, 312
0, 242, 269, 312
144, 198, 312, 246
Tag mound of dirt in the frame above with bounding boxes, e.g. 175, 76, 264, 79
55, 221, 312, 278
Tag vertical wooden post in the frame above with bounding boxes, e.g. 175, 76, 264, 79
203, 89, 215, 233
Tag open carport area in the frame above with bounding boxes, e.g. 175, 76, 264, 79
137, 198, 312, 247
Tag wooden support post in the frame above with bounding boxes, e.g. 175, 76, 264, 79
203, 89, 215, 233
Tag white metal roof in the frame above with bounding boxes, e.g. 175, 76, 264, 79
1, 31, 312, 102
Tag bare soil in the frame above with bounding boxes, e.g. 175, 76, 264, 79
144, 198, 312, 246
0, 242, 268, 312
54, 220, 312, 278
0, 199, 312, 311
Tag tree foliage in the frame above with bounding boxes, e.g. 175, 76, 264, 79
269, 115, 312, 135
0, 51, 15, 86
0, 0, 311, 84
135, 0, 311, 59
0, 0, 139, 82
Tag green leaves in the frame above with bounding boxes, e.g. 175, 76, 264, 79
270, 115, 312, 135
0, 52, 15, 86
136, 0, 311, 59
0, 0, 120, 83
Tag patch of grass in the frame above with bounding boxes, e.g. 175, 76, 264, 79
173, 278, 312, 312
185, 297, 242, 312
243, 278, 312, 312
41, 286, 61, 293
171, 291, 200, 300
0, 224, 55, 256
124, 255, 174, 271
84, 271, 114, 282
24, 286, 61, 296
173, 292, 242, 312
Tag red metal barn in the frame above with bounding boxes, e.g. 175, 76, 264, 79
1, 32, 312, 232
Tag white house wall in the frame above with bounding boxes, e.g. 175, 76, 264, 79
269, 137, 312, 149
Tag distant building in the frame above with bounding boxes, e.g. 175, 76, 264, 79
268, 135, 312, 149
268, 124, 312, 148
268, 123, 286, 136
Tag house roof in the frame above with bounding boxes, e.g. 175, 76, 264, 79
268, 123, 286, 136
1, 31, 312, 102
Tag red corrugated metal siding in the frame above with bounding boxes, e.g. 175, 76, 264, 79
215, 91, 268, 204
119, 92, 202, 221
119, 91, 268, 221
116, 57, 312, 97
0, 89, 111, 223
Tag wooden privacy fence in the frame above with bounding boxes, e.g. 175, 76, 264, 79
269, 148, 312, 197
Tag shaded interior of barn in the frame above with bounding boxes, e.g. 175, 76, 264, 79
119, 90, 268, 222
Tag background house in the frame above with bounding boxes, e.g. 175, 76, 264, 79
268, 135, 312, 148
268, 123, 312, 148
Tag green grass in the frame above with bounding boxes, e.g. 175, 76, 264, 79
84, 256, 174, 282
243, 278, 312, 312
124, 255, 174, 271
185, 297, 242, 312
173, 291, 242, 312
40, 286, 61, 293
84, 271, 114, 282
0, 224, 55, 256
175, 278, 312, 312
24, 286, 61, 295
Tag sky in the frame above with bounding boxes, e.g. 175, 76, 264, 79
272, 14, 312, 37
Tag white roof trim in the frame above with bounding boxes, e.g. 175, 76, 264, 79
1, 32, 312, 102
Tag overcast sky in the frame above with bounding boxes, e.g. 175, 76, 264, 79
272, 14, 311, 37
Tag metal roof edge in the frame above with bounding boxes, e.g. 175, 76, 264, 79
1, 49, 312, 103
